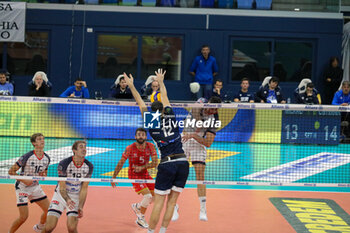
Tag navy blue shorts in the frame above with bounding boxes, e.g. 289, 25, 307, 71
154, 160, 189, 195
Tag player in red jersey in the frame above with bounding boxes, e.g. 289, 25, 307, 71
111, 128, 158, 228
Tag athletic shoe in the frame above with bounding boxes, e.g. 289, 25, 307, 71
199, 209, 208, 221
171, 204, 179, 221
131, 203, 142, 218
33, 224, 44, 232
136, 215, 149, 229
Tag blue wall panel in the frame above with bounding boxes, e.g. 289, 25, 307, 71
11, 7, 342, 101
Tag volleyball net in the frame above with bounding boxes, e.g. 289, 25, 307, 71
0, 96, 349, 187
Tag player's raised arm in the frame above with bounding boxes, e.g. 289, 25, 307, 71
154, 69, 170, 107
123, 73, 147, 114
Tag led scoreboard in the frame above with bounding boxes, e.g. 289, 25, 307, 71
281, 110, 341, 145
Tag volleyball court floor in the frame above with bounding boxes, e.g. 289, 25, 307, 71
0, 137, 349, 233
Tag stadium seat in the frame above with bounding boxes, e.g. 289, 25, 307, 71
237, 0, 253, 9
142, 0, 156, 6
160, 0, 175, 6
85, 0, 99, 4
218, 0, 233, 8
179, 0, 195, 7
255, 0, 272, 10
120, 0, 137, 5
199, 0, 214, 8
103, 0, 118, 4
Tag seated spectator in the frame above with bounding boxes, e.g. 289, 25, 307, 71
140, 75, 160, 100
0, 70, 14, 96
28, 71, 51, 97
211, 79, 228, 101
60, 77, 89, 98
332, 81, 350, 141
233, 78, 254, 103
296, 83, 319, 105
109, 75, 133, 99
255, 76, 286, 103
294, 79, 321, 104
332, 81, 350, 106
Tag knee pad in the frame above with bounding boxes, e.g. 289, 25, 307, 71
140, 193, 153, 208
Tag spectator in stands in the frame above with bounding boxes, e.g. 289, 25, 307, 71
189, 45, 218, 99
109, 76, 133, 99
0, 70, 14, 96
28, 71, 51, 97
233, 78, 254, 103
332, 81, 350, 106
296, 82, 319, 105
60, 77, 90, 98
332, 81, 350, 141
324, 57, 343, 104
210, 79, 227, 101
255, 76, 286, 103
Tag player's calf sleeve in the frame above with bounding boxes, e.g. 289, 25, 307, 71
140, 193, 153, 208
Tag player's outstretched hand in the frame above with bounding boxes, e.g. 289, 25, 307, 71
155, 68, 166, 83
123, 73, 134, 87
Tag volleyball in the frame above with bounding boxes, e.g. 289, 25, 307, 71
150, 91, 161, 103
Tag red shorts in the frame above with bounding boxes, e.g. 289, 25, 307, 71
130, 173, 155, 194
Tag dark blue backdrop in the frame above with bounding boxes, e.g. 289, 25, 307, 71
7, 6, 344, 101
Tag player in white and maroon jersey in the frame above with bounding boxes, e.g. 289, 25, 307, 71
43, 140, 93, 233
8, 133, 51, 233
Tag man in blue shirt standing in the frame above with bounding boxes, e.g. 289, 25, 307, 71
190, 45, 218, 100
60, 78, 90, 98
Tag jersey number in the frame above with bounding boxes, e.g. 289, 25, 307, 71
34, 165, 43, 173
72, 173, 82, 178
163, 126, 174, 137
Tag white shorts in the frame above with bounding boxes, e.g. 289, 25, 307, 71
183, 138, 207, 164
47, 191, 79, 218
15, 183, 47, 206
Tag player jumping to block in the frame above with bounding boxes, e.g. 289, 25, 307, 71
123, 69, 189, 233
111, 127, 158, 229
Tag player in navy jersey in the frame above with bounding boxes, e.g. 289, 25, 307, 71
233, 78, 254, 103
8, 133, 51, 233
123, 69, 189, 233
43, 141, 93, 233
